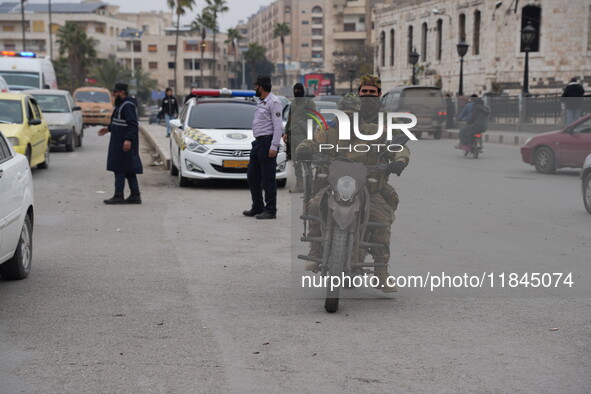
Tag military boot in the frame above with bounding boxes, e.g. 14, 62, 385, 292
103, 192, 125, 205
304, 243, 322, 272
125, 192, 142, 205
374, 263, 398, 293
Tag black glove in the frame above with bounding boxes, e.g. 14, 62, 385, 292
297, 146, 313, 161
388, 161, 406, 176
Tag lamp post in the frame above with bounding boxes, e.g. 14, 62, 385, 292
348, 69, 356, 92
48, 0, 52, 58
456, 41, 469, 95
200, 40, 207, 89
20, 0, 26, 51
409, 48, 419, 85
521, 21, 537, 95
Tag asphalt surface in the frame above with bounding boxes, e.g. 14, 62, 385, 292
1, 126, 590, 393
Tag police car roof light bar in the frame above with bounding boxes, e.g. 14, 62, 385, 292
1, 51, 37, 58
192, 88, 256, 98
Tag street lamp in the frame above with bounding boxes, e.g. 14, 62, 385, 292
521, 21, 537, 95
456, 41, 469, 95
348, 69, 356, 92
409, 48, 419, 85
200, 39, 207, 88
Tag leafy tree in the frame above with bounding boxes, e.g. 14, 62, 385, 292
333, 43, 374, 85
273, 22, 290, 86
92, 56, 130, 89
243, 43, 274, 86
205, 0, 228, 86
56, 22, 97, 88
167, 0, 196, 93
191, 9, 217, 88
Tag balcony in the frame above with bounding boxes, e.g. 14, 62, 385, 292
332, 30, 366, 41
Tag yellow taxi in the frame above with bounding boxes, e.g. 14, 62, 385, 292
0, 92, 50, 168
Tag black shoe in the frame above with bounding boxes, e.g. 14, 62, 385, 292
243, 209, 263, 217
104, 192, 125, 205
125, 192, 142, 205
255, 211, 276, 220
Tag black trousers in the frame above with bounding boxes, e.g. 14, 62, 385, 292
247, 135, 277, 214
115, 173, 140, 194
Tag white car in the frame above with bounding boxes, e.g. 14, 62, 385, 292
169, 89, 288, 187
0, 131, 34, 280
26, 89, 84, 151
582, 153, 591, 214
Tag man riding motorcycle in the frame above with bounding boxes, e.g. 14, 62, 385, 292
296, 75, 410, 292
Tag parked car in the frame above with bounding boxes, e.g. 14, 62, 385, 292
73, 87, 113, 127
582, 154, 591, 214
0, 92, 50, 168
381, 86, 447, 139
148, 105, 161, 125
0, 131, 34, 280
0, 75, 10, 93
520, 114, 591, 174
25, 89, 83, 151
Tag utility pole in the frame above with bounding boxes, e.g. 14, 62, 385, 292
21, 0, 26, 51
48, 0, 53, 58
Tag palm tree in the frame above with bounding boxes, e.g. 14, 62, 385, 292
244, 42, 266, 84
225, 28, 243, 88
56, 22, 97, 88
93, 56, 130, 89
191, 9, 217, 88
205, 0, 228, 86
273, 22, 290, 86
167, 0, 196, 93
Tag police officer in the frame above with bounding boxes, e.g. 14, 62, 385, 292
98, 82, 143, 205
158, 87, 179, 138
243, 76, 284, 220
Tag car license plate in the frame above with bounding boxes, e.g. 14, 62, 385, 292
223, 160, 249, 168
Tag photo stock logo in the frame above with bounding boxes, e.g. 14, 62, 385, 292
306, 109, 418, 153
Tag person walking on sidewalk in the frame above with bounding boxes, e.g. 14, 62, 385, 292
243, 76, 284, 220
98, 82, 143, 205
159, 88, 179, 138
562, 77, 585, 125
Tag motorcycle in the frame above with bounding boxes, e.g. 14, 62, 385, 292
297, 135, 409, 313
456, 132, 484, 159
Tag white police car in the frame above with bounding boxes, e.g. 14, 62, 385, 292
169, 89, 288, 187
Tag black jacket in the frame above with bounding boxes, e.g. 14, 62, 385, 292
563, 83, 585, 109
159, 96, 179, 117
107, 97, 143, 174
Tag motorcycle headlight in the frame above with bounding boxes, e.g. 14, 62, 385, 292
336, 175, 356, 202
184, 137, 208, 153
6, 137, 19, 146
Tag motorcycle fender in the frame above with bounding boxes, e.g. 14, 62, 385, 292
328, 197, 360, 230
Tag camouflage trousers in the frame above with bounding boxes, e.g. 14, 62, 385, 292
306, 184, 398, 263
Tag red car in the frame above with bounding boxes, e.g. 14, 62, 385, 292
521, 114, 591, 173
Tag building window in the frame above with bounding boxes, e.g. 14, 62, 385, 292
473, 10, 481, 55
312, 6, 322, 13
436, 19, 442, 61
149, 61, 157, 70
148, 44, 157, 53
51, 24, 60, 34
167, 45, 176, 52
302, 43, 309, 47
421, 22, 427, 61
521, 5, 541, 52
302, 21, 309, 25
32, 20, 44, 33
344, 23, 356, 32
312, 28, 323, 36
459, 14, 466, 42
168, 62, 175, 69
380, 31, 386, 67
110, 26, 114, 36
390, 29, 395, 66
2, 25, 15, 32
312, 17, 323, 24
4, 43, 15, 50
285, 6, 291, 14
95, 25, 105, 34
185, 42, 199, 51
407, 25, 413, 63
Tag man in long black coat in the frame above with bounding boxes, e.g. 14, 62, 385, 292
98, 83, 143, 205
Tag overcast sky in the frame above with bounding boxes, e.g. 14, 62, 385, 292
32, 0, 274, 31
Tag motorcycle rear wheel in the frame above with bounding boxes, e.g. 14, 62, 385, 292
325, 227, 349, 313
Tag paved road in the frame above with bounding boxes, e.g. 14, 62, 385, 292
1, 128, 589, 393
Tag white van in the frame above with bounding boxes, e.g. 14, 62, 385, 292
0, 52, 57, 91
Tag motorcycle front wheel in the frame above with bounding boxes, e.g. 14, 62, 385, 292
325, 227, 349, 313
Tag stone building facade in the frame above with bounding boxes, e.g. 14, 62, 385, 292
375, 0, 591, 95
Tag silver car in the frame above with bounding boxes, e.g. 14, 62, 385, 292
25, 89, 83, 151
582, 154, 591, 214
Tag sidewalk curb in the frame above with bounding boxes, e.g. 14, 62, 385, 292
140, 125, 171, 170
445, 130, 530, 146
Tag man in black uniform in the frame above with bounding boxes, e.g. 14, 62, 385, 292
98, 82, 143, 205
